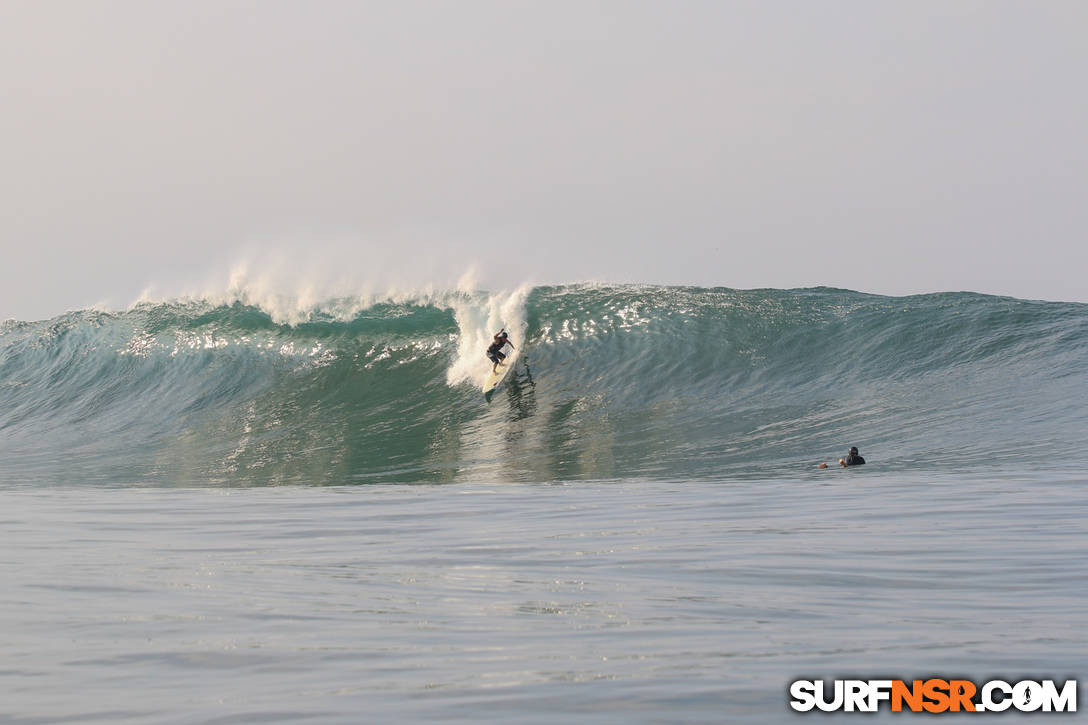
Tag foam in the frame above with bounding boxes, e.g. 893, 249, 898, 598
445, 285, 531, 388
126, 250, 531, 387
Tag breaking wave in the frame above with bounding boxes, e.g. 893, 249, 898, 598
1, 285, 1086, 485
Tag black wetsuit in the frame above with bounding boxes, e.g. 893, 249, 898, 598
843, 453, 865, 466
486, 340, 507, 364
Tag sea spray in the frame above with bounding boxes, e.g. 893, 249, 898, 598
445, 286, 531, 388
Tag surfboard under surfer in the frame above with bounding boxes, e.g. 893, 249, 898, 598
486, 330, 515, 374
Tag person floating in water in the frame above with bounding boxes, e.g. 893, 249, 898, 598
817, 446, 866, 469
486, 329, 515, 374
841, 446, 865, 466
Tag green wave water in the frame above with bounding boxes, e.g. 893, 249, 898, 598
1, 285, 1086, 485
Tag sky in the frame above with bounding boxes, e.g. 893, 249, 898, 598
2, 0, 1086, 320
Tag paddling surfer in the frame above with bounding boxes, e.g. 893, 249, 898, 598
841, 446, 865, 466
817, 446, 866, 469
486, 330, 515, 374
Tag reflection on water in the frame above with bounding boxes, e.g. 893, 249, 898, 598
503, 357, 537, 422
3, 475, 1085, 723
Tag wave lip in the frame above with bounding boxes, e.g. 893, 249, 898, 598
1, 285, 1085, 486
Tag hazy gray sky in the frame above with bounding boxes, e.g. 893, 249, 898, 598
2, 0, 1086, 320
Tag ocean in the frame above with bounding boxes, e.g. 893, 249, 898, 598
1, 285, 1085, 722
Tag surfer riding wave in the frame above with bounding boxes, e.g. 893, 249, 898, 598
486, 330, 515, 373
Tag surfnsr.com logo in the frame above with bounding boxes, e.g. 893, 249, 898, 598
789, 679, 1077, 713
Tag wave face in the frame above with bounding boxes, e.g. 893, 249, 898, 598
2, 286, 1086, 485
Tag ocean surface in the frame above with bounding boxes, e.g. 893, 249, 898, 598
1, 285, 1086, 722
